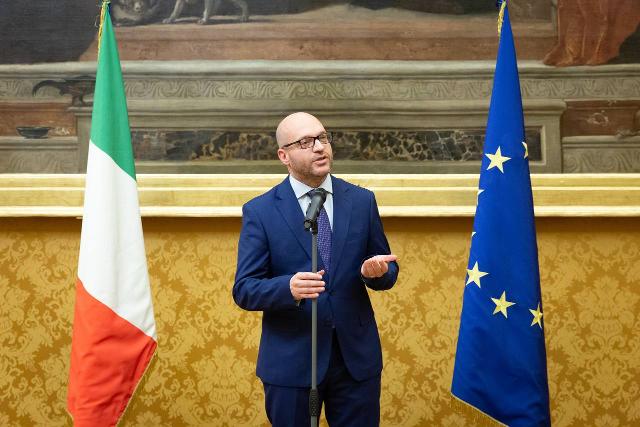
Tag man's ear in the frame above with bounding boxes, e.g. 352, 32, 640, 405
277, 148, 289, 166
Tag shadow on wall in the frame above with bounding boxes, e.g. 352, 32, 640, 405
615, 28, 640, 64
0, 1, 98, 64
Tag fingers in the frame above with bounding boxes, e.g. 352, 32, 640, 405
296, 280, 325, 288
362, 258, 383, 278
295, 270, 324, 280
296, 285, 325, 297
373, 258, 387, 276
378, 254, 397, 262
364, 259, 381, 277
361, 254, 397, 279
290, 271, 326, 300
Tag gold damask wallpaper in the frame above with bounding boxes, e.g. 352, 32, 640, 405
1, 217, 639, 426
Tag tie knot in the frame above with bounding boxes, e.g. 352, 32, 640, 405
307, 188, 328, 199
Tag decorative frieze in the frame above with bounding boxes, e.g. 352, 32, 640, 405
1, 61, 639, 101
563, 136, 640, 173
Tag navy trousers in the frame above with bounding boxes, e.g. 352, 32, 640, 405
263, 331, 381, 427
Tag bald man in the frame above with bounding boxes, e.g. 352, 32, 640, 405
233, 112, 399, 426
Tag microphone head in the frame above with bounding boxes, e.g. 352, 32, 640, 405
304, 188, 329, 230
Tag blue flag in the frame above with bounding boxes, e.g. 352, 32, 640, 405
451, 3, 551, 426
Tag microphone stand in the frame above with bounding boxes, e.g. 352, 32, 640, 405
305, 217, 320, 427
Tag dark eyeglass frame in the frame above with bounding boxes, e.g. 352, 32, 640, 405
281, 132, 332, 150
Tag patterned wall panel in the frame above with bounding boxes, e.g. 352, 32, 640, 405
1, 217, 639, 426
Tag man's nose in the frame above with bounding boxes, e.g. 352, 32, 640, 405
312, 138, 324, 151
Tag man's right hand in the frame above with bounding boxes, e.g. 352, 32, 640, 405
290, 270, 326, 301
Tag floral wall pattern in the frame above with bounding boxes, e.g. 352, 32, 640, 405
1, 216, 639, 426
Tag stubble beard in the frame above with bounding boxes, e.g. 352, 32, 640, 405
290, 154, 332, 186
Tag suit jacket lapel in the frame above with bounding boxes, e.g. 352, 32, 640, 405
329, 176, 351, 281
275, 177, 312, 261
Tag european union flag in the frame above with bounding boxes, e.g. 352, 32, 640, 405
451, 2, 551, 426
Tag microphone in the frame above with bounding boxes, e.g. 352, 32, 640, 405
304, 188, 328, 230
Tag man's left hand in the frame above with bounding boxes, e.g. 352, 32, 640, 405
361, 254, 398, 279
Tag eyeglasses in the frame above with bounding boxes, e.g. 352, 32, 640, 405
282, 132, 332, 149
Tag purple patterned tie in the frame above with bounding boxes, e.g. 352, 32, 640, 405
309, 190, 332, 273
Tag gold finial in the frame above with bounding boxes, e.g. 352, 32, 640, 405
97, 1, 111, 56
497, 0, 507, 36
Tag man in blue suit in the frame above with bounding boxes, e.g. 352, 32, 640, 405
233, 112, 399, 426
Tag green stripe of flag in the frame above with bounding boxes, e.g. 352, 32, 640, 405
90, 5, 136, 180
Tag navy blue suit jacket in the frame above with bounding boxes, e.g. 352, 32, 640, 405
233, 175, 399, 387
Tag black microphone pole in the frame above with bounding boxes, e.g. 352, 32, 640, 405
304, 189, 327, 427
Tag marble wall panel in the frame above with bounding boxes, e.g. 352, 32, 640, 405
131, 128, 542, 163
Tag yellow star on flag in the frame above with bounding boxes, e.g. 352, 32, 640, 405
485, 146, 511, 173
522, 141, 528, 158
466, 261, 488, 288
491, 291, 515, 318
529, 303, 543, 328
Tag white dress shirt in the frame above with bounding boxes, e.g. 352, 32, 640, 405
288, 174, 333, 230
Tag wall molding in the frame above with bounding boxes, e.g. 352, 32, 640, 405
1, 173, 638, 217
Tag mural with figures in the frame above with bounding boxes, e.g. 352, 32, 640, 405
2, 0, 638, 64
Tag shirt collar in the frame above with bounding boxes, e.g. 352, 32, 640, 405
289, 174, 333, 200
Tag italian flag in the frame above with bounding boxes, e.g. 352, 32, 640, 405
67, 4, 157, 426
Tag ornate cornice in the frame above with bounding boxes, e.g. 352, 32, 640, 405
1, 61, 639, 101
